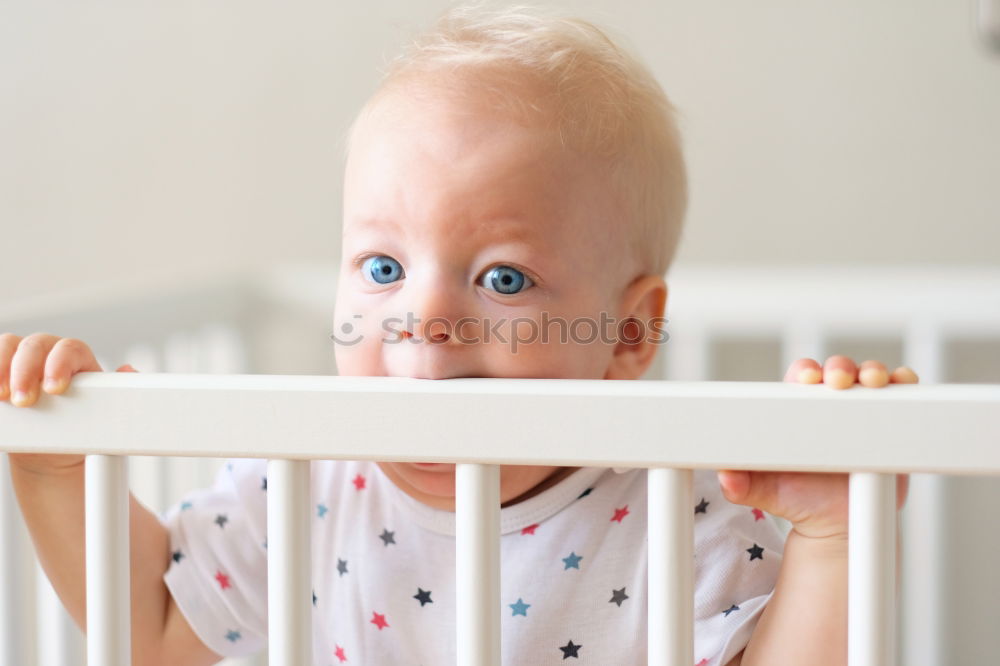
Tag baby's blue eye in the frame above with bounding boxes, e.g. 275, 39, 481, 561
362, 255, 404, 284
481, 265, 532, 294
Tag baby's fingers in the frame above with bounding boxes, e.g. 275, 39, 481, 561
857, 360, 890, 388
40, 338, 104, 397
823, 355, 858, 390
890, 366, 919, 384
7, 333, 63, 406
783, 358, 822, 384
0, 333, 23, 401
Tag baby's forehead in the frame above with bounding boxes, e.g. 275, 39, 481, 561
356, 66, 582, 147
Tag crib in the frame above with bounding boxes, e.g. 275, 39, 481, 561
1, 262, 999, 666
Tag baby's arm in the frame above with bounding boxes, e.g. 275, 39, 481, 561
723, 356, 915, 665
2, 333, 220, 666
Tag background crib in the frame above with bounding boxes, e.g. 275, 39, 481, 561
1, 263, 999, 665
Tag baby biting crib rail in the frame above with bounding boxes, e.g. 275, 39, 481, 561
3, 373, 999, 666
1, 263, 999, 665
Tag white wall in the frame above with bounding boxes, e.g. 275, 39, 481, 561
1, 1, 998, 306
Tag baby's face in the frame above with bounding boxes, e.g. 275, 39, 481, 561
334, 82, 644, 509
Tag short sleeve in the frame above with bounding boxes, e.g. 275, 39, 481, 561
161, 458, 270, 658
691, 470, 785, 665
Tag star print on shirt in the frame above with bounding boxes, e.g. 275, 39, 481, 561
577, 487, 593, 499
337, 558, 348, 577
559, 640, 582, 659
611, 506, 629, 523
261, 476, 267, 491
747, 543, 764, 561
414, 588, 433, 606
379, 529, 396, 546
370, 611, 389, 630
723, 604, 740, 617
334, 644, 347, 662
214, 514, 228, 529
317, 503, 328, 518
696, 660, 709, 666
215, 571, 231, 590
180, 501, 192, 511
171, 550, 183, 563
562, 552, 583, 570
609, 587, 629, 607
751, 507, 765, 521
312, 590, 317, 607
695, 498, 709, 514
225, 629, 241, 642
352, 474, 366, 490
509, 598, 530, 616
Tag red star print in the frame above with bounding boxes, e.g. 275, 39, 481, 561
696, 660, 709, 666
334, 644, 347, 662
521, 523, 539, 535
352, 474, 366, 490
214, 570, 231, 590
370, 611, 389, 630
611, 505, 630, 523
752, 508, 765, 521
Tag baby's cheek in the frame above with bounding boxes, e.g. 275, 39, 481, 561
332, 319, 386, 376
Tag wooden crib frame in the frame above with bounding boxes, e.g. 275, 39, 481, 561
1, 263, 999, 666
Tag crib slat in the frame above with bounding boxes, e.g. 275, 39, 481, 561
456, 463, 500, 666
849, 473, 897, 666
267, 459, 312, 666
648, 468, 694, 665
1, 455, 26, 666
900, 320, 945, 666
85, 455, 130, 666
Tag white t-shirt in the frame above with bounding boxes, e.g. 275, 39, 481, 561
162, 460, 784, 665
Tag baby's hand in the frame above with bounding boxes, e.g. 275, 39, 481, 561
1, 332, 137, 473
716, 355, 916, 540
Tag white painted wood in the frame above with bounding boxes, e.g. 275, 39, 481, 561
648, 468, 694, 665
664, 323, 711, 381
849, 473, 897, 666
898, 320, 945, 666
2, 375, 997, 474
267, 459, 312, 666
84, 455, 130, 666
456, 464, 500, 666
780, 319, 826, 372
0, 454, 27, 666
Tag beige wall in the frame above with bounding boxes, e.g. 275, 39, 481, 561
1, 1, 998, 305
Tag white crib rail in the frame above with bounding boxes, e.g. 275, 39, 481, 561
3, 374, 999, 666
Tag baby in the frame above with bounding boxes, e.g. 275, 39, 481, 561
3, 5, 918, 665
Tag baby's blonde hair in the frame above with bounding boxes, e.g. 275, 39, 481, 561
349, 3, 688, 277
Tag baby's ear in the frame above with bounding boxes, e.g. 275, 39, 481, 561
604, 275, 667, 380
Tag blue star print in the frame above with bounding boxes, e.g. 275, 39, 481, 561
509, 598, 531, 617
317, 503, 328, 518
225, 629, 241, 642
562, 552, 583, 570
